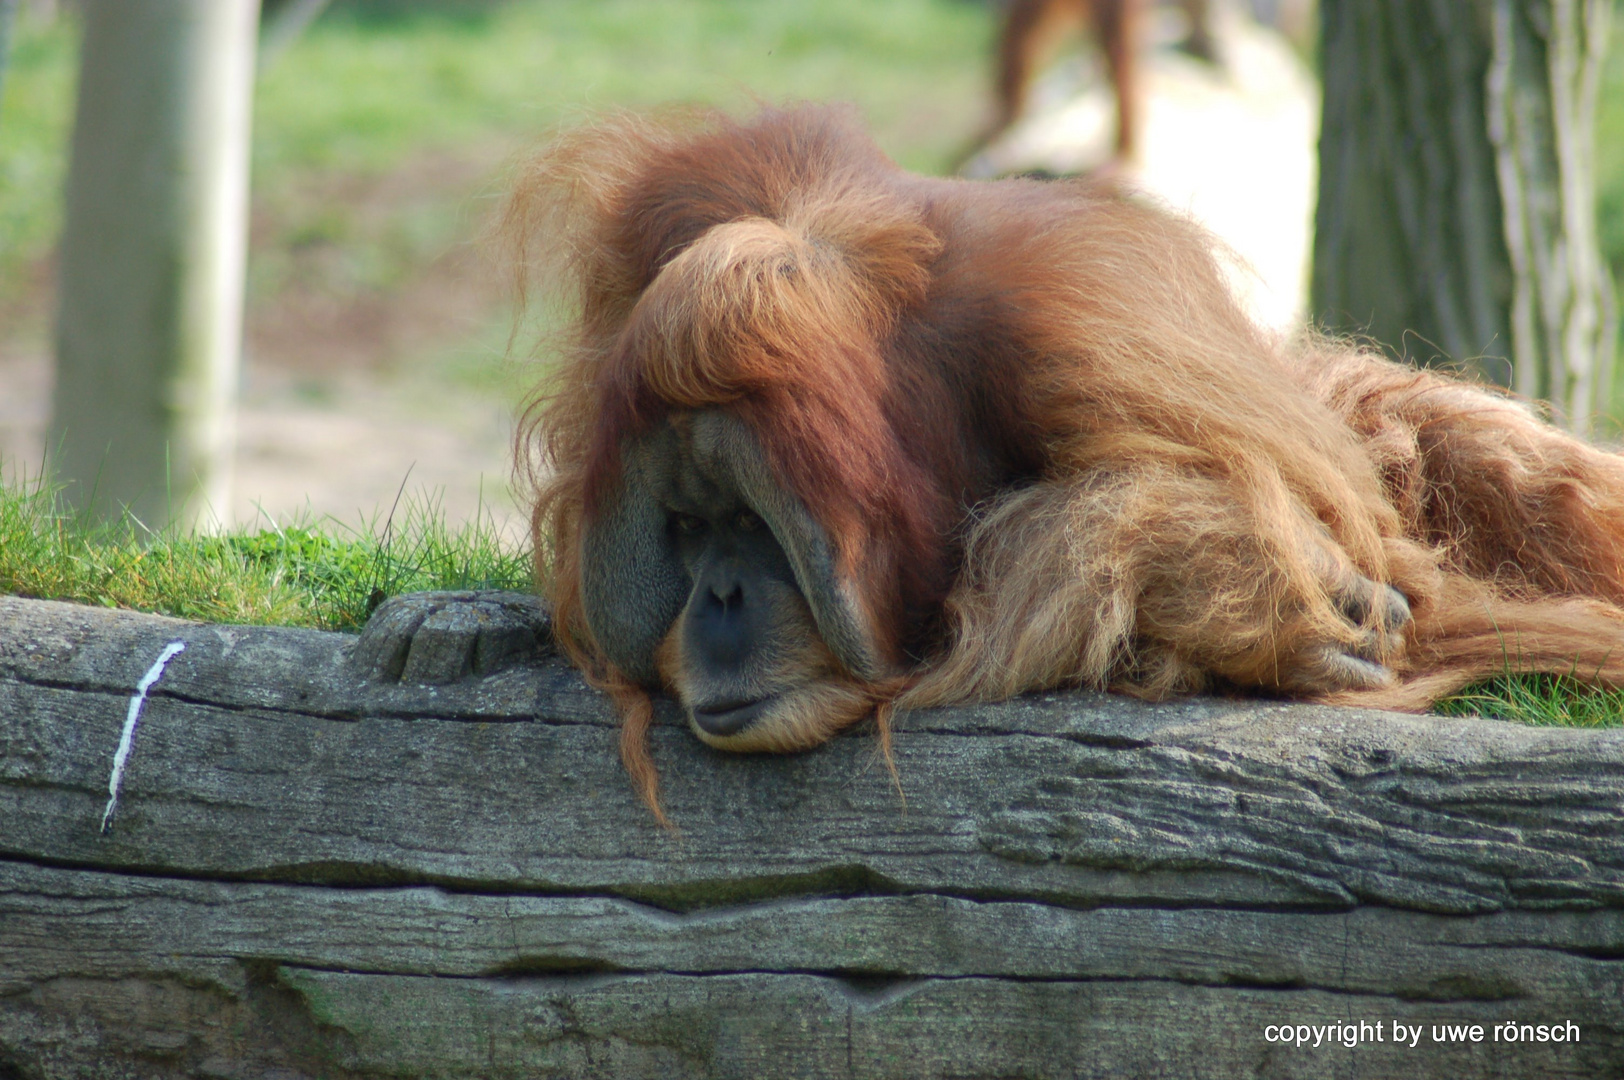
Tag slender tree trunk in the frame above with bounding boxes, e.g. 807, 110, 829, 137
49, 0, 260, 528
1313, 0, 1616, 432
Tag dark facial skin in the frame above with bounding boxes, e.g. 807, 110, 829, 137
666, 501, 814, 736
582, 410, 883, 750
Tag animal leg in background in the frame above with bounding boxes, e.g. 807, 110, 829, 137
960, 0, 1143, 169
963, 0, 1228, 170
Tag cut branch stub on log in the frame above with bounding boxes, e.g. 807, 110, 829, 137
2, 592, 1622, 1078
349, 588, 553, 684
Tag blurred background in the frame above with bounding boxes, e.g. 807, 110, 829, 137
1, 0, 1621, 537
0, 0, 1000, 536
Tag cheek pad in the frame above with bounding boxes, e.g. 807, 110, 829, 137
580, 438, 691, 687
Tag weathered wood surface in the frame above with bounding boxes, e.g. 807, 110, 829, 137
2, 593, 1623, 1078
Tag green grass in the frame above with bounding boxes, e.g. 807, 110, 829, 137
0, 467, 531, 632
2, 463, 1620, 726
1435, 672, 1624, 728
246, 0, 991, 316
251, 0, 989, 175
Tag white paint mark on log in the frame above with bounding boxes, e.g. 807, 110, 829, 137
100, 641, 187, 834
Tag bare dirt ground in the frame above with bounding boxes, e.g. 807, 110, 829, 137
0, 13, 1312, 538
225, 149, 533, 536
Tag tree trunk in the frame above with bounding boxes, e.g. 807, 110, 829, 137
3, 592, 1624, 1077
48, 0, 260, 529
1313, 0, 1617, 431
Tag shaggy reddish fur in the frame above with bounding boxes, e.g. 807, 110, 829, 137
508, 105, 1624, 808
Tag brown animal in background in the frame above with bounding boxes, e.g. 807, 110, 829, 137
959, 0, 1218, 170
510, 105, 1624, 820
969, 0, 1149, 166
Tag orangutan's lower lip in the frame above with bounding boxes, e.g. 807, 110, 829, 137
691, 697, 774, 736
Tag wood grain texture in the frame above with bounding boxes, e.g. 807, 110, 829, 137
2, 594, 1622, 1078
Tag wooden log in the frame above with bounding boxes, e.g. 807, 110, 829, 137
2, 593, 1622, 1077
